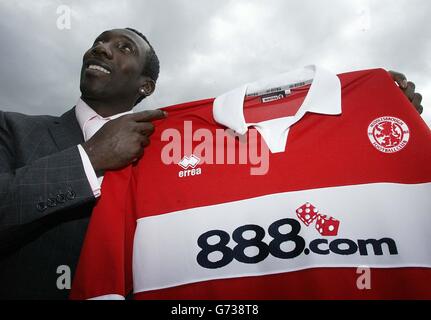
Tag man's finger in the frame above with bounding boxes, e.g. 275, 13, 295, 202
412, 93, 423, 105
412, 94, 423, 114
417, 105, 424, 114
389, 70, 408, 89
140, 135, 150, 148
135, 122, 155, 135
132, 109, 167, 122
404, 81, 416, 101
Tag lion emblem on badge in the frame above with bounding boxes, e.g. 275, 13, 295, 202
367, 116, 410, 153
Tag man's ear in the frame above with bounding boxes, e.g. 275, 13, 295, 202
140, 78, 156, 97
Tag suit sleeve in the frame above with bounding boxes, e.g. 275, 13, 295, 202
70, 165, 136, 300
0, 111, 95, 253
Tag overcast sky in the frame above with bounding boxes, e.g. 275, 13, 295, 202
0, 0, 430, 127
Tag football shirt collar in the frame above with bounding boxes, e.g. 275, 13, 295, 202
213, 65, 342, 153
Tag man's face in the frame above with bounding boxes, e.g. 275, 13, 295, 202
80, 29, 150, 105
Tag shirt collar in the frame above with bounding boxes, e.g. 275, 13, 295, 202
75, 98, 133, 132
213, 65, 342, 135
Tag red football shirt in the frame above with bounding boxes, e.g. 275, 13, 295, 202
71, 67, 431, 300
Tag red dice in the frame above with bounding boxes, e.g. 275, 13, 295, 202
296, 202, 318, 226
315, 214, 340, 236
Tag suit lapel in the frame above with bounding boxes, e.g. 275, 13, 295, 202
49, 107, 84, 150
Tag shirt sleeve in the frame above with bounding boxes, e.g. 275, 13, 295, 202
77, 144, 101, 198
70, 165, 136, 300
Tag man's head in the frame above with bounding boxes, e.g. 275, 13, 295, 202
80, 28, 159, 110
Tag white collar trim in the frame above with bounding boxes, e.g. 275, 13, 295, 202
212, 65, 341, 153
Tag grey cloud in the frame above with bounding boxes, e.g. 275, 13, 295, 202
0, 0, 430, 126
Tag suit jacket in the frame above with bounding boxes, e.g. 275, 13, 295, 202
0, 107, 96, 299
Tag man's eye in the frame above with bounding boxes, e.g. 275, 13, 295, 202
118, 43, 132, 53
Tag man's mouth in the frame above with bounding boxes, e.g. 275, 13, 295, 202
87, 64, 111, 74
84, 58, 112, 75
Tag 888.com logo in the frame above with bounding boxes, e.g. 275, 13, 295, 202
196, 203, 398, 269
197, 218, 305, 268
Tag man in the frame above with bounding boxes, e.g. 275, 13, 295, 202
0, 27, 425, 299
0, 28, 165, 299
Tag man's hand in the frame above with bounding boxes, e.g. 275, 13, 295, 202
389, 70, 423, 114
82, 110, 167, 172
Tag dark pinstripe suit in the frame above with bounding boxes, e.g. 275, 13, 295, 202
0, 107, 96, 299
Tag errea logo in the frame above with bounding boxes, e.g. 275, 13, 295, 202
178, 155, 202, 178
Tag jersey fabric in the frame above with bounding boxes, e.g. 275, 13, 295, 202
70, 66, 431, 300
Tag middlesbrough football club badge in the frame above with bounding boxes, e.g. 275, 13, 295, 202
367, 116, 410, 153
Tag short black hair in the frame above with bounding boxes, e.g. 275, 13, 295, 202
126, 28, 160, 105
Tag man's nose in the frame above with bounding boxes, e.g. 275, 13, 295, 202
91, 42, 113, 59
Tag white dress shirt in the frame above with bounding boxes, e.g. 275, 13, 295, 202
75, 98, 133, 198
